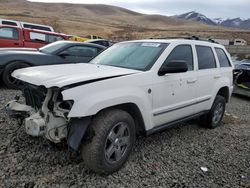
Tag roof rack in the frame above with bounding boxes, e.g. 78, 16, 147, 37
184, 36, 219, 43
149, 36, 219, 44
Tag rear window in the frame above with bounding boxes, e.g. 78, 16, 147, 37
196, 46, 216, 70
215, 48, 231, 67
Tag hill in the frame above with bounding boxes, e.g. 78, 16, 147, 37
1, 0, 250, 43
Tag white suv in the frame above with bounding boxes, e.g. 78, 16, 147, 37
6, 39, 234, 174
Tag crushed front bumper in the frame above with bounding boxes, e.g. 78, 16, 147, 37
5, 100, 68, 143
5, 100, 35, 118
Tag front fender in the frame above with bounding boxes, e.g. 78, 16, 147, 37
62, 86, 154, 130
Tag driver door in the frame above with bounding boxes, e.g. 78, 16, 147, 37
152, 44, 197, 127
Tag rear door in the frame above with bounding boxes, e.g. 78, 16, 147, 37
194, 45, 220, 113
0, 26, 22, 47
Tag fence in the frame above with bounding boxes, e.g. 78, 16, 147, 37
225, 45, 250, 55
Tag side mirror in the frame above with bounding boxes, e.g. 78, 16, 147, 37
158, 60, 188, 76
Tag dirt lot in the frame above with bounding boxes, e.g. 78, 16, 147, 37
0, 89, 249, 188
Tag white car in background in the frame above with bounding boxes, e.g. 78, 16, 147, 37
6, 39, 233, 174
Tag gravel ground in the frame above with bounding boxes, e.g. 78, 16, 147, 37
0, 89, 249, 188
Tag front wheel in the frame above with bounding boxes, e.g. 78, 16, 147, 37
2, 62, 29, 89
81, 109, 136, 174
200, 95, 226, 129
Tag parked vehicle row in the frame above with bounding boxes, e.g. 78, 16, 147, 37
5, 39, 233, 174
0, 19, 112, 49
0, 24, 69, 48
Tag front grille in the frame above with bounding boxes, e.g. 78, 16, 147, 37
23, 84, 47, 109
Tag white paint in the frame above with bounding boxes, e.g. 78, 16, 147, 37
13, 39, 234, 131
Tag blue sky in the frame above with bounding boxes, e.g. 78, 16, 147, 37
28, 0, 250, 19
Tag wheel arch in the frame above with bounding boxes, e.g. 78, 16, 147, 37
216, 86, 230, 103
96, 103, 146, 135
4, 60, 33, 68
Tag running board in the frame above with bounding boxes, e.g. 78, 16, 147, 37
146, 111, 208, 135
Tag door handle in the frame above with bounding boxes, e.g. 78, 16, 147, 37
187, 78, 197, 84
14, 43, 19, 45
214, 75, 221, 79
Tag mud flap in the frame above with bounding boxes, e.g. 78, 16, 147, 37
67, 117, 91, 151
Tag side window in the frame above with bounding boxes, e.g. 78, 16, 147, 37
63, 46, 98, 57
0, 27, 18, 40
30, 32, 46, 42
2, 21, 17, 26
23, 24, 51, 32
164, 45, 194, 71
46, 34, 63, 43
196, 46, 216, 70
215, 48, 231, 67
30, 32, 63, 43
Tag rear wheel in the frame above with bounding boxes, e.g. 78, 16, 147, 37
200, 95, 226, 129
3, 62, 29, 89
81, 109, 136, 174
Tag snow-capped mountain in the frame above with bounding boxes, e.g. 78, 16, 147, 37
213, 18, 224, 25
173, 11, 216, 25
174, 11, 250, 30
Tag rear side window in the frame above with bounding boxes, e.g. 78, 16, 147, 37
30, 32, 63, 43
0, 27, 18, 40
30, 32, 46, 42
164, 45, 194, 71
196, 46, 216, 70
215, 48, 231, 67
46, 35, 63, 43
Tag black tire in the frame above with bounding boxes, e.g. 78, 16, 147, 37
2, 62, 29, 89
81, 109, 136, 174
200, 95, 226, 129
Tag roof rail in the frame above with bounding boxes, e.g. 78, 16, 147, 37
149, 36, 219, 44
184, 36, 219, 44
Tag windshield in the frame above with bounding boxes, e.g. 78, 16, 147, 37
90, 42, 168, 71
39, 41, 66, 54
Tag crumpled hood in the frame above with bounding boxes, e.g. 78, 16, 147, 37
12, 63, 141, 88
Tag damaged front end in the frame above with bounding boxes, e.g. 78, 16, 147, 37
6, 84, 75, 144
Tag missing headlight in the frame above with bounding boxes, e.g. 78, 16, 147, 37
53, 100, 74, 118
58, 100, 74, 111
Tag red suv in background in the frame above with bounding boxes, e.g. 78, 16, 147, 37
0, 25, 69, 48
